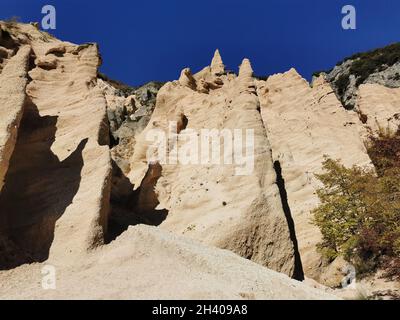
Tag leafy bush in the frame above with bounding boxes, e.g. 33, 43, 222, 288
335, 74, 350, 96
313, 129, 400, 279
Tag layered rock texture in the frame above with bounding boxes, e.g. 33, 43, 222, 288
0, 23, 111, 269
0, 21, 399, 299
256, 71, 372, 284
0, 22, 334, 300
0, 45, 30, 192
126, 52, 299, 278
357, 84, 400, 135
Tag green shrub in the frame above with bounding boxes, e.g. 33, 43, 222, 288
312, 71, 324, 78
333, 43, 400, 96
348, 43, 400, 86
335, 74, 350, 96
342, 43, 400, 66
313, 129, 400, 279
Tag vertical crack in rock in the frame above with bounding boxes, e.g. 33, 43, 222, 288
253, 84, 301, 279
273, 160, 305, 281
177, 113, 188, 133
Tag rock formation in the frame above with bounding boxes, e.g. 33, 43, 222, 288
126, 51, 298, 278
0, 22, 335, 299
0, 22, 111, 269
0, 45, 30, 192
357, 84, 400, 135
256, 70, 372, 285
0, 21, 398, 300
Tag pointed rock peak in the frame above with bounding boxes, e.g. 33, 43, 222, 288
239, 58, 253, 78
211, 49, 225, 74
284, 68, 309, 85
286, 68, 301, 77
285, 68, 308, 82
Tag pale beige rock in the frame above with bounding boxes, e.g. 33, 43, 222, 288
128, 53, 297, 277
256, 70, 372, 284
0, 23, 112, 266
334, 270, 400, 300
1, 22, 392, 299
0, 225, 338, 300
210, 49, 225, 75
0, 45, 30, 192
318, 256, 348, 288
239, 58, 254, 78
357, 83, 400, 135
178, 67, 197, 90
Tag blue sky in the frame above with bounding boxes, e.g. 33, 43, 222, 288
1, 0, 399, 86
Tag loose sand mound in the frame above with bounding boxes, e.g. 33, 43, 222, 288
0, 225, 337, 300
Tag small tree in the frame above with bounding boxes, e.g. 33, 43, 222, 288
313, 156, 400, 279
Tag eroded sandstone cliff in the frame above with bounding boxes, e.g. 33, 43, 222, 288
125, 52, 299, 278
0, 22, 111, 269
0, 21, 398, 299
256, 70, 373, 285
0, 22, 334, 299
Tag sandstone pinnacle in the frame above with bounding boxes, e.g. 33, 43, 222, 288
238, 58, 254, 78
210, 49, 225, 75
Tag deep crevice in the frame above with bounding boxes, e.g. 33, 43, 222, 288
274, 160, 305, 281
177, 113, 188, 133
254, 93, 304, 280
106, 161, 168, 243
0, 28, 19, 51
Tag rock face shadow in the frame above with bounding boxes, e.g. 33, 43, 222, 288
106, 162, 168, 243
274, 160, 305, 281
0, 98, 87, 270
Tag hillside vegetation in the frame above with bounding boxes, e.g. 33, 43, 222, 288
313, 127, 400, 280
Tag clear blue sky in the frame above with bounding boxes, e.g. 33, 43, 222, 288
2, 0, 399, 86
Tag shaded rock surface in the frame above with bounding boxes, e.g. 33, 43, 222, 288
0, 45, 30, 193
0, 22, 112, 269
